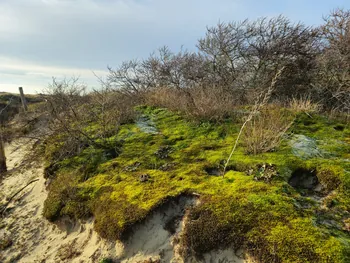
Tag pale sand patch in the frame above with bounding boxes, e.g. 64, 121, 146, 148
116, 196, 195, 263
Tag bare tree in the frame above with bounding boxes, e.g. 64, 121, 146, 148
107, 60, 151, 94
314, 8, 350, 113
198, 16, 320, 102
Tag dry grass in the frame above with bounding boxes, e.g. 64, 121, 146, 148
223, 67, 285, 173
145, 86, 237, 121
289, 97, 321, 114
189, 87, 237, 121
242, 105, 295, 155
145, 87, 190, 113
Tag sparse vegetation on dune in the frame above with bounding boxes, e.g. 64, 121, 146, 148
0, 92, 44, 125
41, 105, 350, 262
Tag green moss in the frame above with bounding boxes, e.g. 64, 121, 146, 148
317, 165, 343, 191
43, 106, 350, 262
43, 171, 91, 220
263, 218, 349, 263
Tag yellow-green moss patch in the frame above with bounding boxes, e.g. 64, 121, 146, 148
43, 106, 350, 262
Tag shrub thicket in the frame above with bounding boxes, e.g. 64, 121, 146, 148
105, 9, 349, 119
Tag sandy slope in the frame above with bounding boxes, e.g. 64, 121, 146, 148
0, 139, 247, 263
0, 139, 115, 263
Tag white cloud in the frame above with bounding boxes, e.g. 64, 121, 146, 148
0, 56, 106, 94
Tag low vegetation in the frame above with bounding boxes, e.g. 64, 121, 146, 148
41, 105, 350, 262
0, 92, 43, 124
242, 106, 295, 155
0, 92, 45, 144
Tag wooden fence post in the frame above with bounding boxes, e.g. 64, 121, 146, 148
19, 87, 28, 112
0, 135, 6, 176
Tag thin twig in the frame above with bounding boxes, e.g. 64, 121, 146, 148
222, 67, 285, 176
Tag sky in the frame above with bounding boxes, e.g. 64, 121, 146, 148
1, 0, 349, 94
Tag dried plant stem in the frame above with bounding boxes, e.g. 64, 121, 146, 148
222, 67, 285, 176
1, 179, 39, 215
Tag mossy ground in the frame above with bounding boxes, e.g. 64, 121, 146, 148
43, 106, 350, 262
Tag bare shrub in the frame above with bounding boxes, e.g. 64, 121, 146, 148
105, 11, 350, 118
242, 105, 295, 154
314, 8, 350, 114
43, 78, 93, 161
145, 85, 238, 121
189, 86, 237, 121
198, 17, 320, 103
144, 87, 192, 113
105, 15, 321, 121
107, 47, 208, 92
43, 77, 138, 165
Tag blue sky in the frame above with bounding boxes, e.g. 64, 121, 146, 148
0, 0, 349, 94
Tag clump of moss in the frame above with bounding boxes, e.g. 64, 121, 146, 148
181, 204, 235, 256
43, 171, 91, 220
317, 165, 343, 192
92, 192, 148, 240
262, 218, 349, 263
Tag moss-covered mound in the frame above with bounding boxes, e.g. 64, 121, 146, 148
43, 106, 350, 262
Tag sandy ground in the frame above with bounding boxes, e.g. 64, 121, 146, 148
0, 138, 248, 263
0, 139, 115, 263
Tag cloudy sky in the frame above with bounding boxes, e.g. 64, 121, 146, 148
1, 0, 349, 94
